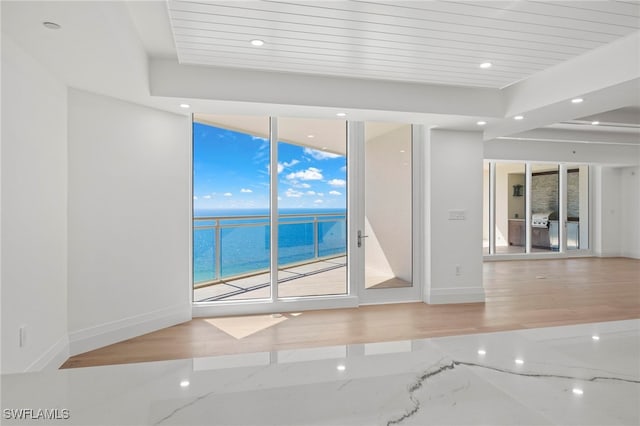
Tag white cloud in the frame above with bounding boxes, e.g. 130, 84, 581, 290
314, 199, 324, 204
299, 183, 311, 188
285, 188, 304, 198
340, 165, 347, 173
304, 148, 341, 160
193, 196, 198, 200
286, 167, 323, 181
278, 196, 282, 201
329, 190, 342, 196
306, 190, 316, 195
328, 178, 346, 187
203, 195, 212, 199
317, 192, 324, 197
276, 159, 301, 174
224, 192, 233, 197
240, 188, 253, 193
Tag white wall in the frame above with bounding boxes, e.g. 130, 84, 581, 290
1, 38, 69, 373
594, 167, 622, 257
619, 166, 640, 258
424, 129, 485, 304
485, 138, 640, 166
67, 89, 191, 355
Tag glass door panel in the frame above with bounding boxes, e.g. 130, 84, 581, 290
276, 117, 348, 298
364, 122, 412, 289
531, 163, 560, 252
495, 162, 526, 254
483, 160, 491, 255
567, 165, 589, 250
192, 115, 271, 302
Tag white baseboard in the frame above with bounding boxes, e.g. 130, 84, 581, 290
621, 250, 640, 259
68, 304, 191, 356
426, 287, 486, 304
596, 249, 623, 257
25, 335, 70, 372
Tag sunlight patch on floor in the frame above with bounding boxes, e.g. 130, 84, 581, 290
205, 314, 289, 339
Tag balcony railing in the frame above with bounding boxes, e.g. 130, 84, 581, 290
193, 212, 347, 286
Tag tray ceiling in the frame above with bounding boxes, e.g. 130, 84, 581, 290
167, 0, 640, 89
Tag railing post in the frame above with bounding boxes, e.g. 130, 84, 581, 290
215, 219, 221, 281
314, 215, 319, 259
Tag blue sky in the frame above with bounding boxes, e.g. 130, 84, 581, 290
193, 122, 346, 212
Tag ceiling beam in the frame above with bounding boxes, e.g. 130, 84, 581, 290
149, 59, 504, 118
483, 31, 640, 139
498, 128, 640, 146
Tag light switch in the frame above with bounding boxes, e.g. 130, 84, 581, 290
448, 210, 466, 220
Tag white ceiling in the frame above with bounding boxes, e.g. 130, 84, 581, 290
167, 0, 640, 89
1, 0, 639, 148
194, 113, 407, 154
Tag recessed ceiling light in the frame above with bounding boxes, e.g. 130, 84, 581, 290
322, 146, 328, 150
400, 150, 405, 153
180, 380, 190, 387
515, 358, 524, 365
307, 134, 315, 138
480, 62, 492, 69
477, 121, 487, 126
250, 39, 264, 46
43, 21, 61, 30
572, 388, 584, 395
336, 364, 346, 371
592, 335, 600, 341
179, 103, 191, 109
514, 115, 524, 120
591, 121, 600, 125
571, 98, 584, 104
336, 112, 347, 117
477, 349, 486, 355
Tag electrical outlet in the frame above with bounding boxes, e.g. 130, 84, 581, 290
19, 325, 27, 347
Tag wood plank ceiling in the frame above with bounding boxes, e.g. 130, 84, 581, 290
167, 0, 640, 89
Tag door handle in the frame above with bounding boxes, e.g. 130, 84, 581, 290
357, 230, 369, 248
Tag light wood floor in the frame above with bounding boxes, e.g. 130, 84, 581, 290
61, 257, 640, 369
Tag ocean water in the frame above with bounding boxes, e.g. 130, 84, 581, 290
193, 208, 347, 283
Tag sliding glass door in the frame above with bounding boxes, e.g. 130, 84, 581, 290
567, 165, 590, 251
531, 164, 560, 252
192, 115, 348, 307
483, 160, 590, 257
276, 117, 347, 298
192, 116, 271, 302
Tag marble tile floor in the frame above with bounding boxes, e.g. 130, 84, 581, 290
2, 319, 638, 425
